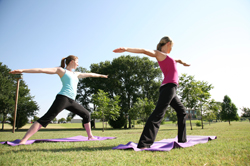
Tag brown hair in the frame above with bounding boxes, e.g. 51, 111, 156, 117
60, 55, 78, 68
156, 36, 173, 51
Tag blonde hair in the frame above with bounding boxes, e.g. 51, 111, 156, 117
156, 36, 173, 51
60, 55, 78, 68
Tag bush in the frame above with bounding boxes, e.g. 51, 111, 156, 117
137, 119, 143, 124
108, 116, 126, 129
196, 121, 202, 127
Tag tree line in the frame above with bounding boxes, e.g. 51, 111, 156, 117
1, 56, 248, 131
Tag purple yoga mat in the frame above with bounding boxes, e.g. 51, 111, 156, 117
0, 135, 116, 146
112, 135, 217, 151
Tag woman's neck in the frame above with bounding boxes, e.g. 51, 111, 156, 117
66, 66, 74, 72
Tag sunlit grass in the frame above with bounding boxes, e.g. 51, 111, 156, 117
1, 121, 249, 166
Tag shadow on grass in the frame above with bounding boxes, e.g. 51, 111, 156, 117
1, 144, 116, 154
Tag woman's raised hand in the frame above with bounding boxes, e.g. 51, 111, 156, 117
113, 47, 127, 53
9, 69, 23, 74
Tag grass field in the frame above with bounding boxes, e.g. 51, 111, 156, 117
0, 121, 249, 166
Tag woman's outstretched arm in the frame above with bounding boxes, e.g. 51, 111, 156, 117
9, 67, 65, 76
113, 47, 166, 61
77, 72, 108, 79
175, 59, 191, 66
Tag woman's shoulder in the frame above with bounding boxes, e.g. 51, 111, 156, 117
56, 67, 66, 77
155, 50, 168, 62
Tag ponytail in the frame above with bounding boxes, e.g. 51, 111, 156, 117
60, 55, 78, 68
61, 58, 66, 68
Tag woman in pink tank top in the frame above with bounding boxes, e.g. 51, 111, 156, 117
113, 36, 190, 149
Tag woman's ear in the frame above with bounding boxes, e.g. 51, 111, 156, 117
166, 42, 171, 46
69, 60, 74, 65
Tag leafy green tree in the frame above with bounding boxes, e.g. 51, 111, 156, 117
9, 114, 28, 129
31, 115, 40, 123
241, 107, 250, 122
196, 80, 213, 129
165, 107, 178, 124
178, 74, 199, 130
130, 98, 155, 125
0, 114, 3, 122
0, 62, 15, 130
92, 89, 120, 131
86, 55, 162, 129
221, 95, 239, 125
58, 118, 66, 123
0, 62, 39, 130
52, 118, 57, 123
208, 100, 221, 122
178, 74, 214, 129
75, 67, 92, 111
66, 116, 72, 122
9, 80, 39, 129
203, 104, 216, 125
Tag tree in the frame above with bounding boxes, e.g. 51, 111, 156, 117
241, 107, 250, 122
67, 67, 92, 122
130, 98, 155, 125
196, 80, 213, 129
31, 115, 40, 123
52, 118, 57, 123
203, 104, 216, 125
178, 74, 213, 129
221, 95, 239, 125
92, 89, 120, 131
58, 118, 66, 123
0, 62, 15, 130
9, 80, 39, 130
75, 67, 93, 111
208, 100, 221, 122
0, 62, 39, 130
85, 55, 162, 129
165, 107, 177, 124
66, 116, 72, 122
178, 74, 199, 130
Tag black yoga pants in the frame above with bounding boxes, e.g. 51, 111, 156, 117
37, 94, 90, 127
137, 83, 187, 148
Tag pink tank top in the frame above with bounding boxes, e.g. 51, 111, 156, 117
158, 55, 178, 86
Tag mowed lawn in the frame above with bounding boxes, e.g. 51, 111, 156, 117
0, 121, 249, 166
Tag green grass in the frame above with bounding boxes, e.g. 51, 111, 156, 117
0, 121, 250, 166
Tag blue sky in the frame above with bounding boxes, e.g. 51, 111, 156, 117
1, 0, 250, 120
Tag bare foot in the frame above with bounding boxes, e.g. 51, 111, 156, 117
138, 147, 147, 150
88, 136, 97, 140
19, 141, 26, 145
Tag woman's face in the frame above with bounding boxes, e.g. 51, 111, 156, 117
72, 59, 79, 69
161, 42, 173, 54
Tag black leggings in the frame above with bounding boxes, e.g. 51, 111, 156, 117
37, 95, 90, 127
137, 83, 187, 148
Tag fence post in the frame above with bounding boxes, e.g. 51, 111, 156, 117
12, 74, 23, 133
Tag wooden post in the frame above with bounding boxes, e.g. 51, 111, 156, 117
12, 74, 23, 133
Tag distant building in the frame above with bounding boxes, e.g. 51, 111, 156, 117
71, 119, 82, 123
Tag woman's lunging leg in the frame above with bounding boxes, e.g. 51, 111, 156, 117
137, 84, 176, 148
67, 101, 95, 139
19, 122, 42, 144
19, 95, 68, 144
170, 95, 187, 142
84, 122, 96, 140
